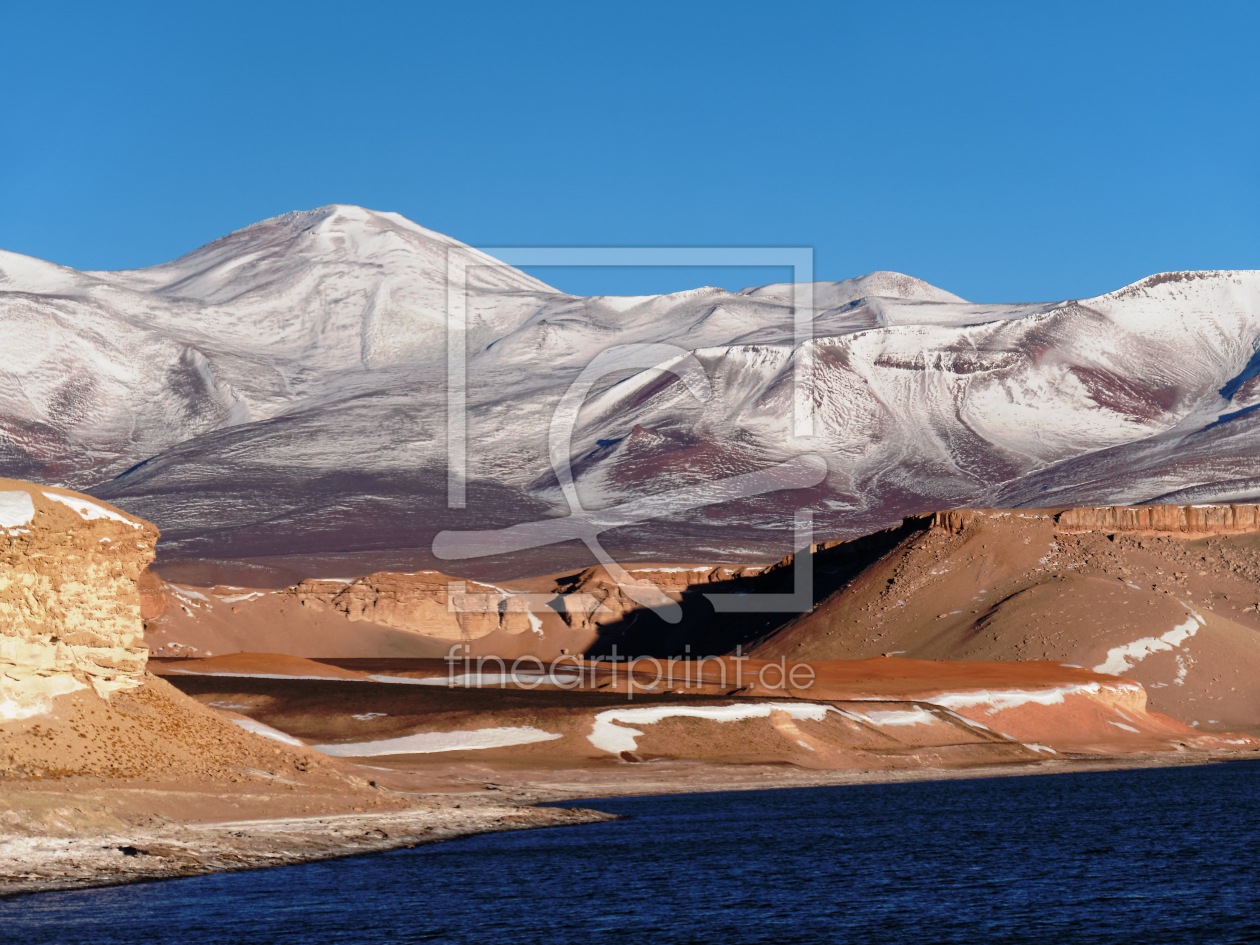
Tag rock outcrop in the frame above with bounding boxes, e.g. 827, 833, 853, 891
144, 562, 774, 660
0, 479, 156, 718
931, 504, 1260, 536
284, 565, 764, 642
285, 573, 528, 641
1055, 504, 1260, 534
929, 509, 1049, 533
548, 565, 763, 629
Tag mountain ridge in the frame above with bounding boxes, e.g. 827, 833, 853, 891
2, 206, 1259, 580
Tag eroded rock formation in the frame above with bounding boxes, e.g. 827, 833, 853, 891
1055, 504, 1260, 534
273, 564, 765, 644
284, 573, 536, 640
0, 479, 156, 718
932, 504, 1260, 536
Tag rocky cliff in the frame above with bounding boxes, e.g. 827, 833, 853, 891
1055, 504, 1260, 534
931, 504, 1260, 536
286, 573, 533, 640
143, 563, 769, 660
0, 479, 156, 719
283, 565, 765, 641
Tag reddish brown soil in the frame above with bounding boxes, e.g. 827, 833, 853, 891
753, 513, 1260, 733
151, 653, 1258, 768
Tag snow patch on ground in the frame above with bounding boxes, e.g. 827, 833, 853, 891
314, 726, 562, 756
231, 718, 306, 747
41, 492, 141, 529
931, 682, 1140, 715
0, 491, 35, 529
855, 707, 938, 727
587, 702, 836, 754
0, 678, 87, 720
1093, 617, 1199, 675
1174, 654, 1194, 685
217, 591, 266, 603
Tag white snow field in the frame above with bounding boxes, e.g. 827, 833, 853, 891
2, 206, 1259, 580
312, 726, 563, 757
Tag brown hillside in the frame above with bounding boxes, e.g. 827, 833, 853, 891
751, 508, 1260, 734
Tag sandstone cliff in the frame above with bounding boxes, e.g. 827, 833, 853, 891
931, 504, 1260, 536
1055, 503, 1260, 534
0, 479, 156, 718
284, 565, 765, 641
144, 563, 769, 660
0, 478, 390, 796
286, 573, 535, 640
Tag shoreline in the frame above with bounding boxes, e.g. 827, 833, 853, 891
3, 749, 1253, 899
0, 800, 618, 900
524, 749, 1253, 803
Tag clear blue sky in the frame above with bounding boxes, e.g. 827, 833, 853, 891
3, 1, 1256, 302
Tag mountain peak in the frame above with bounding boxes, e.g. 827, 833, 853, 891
1100, 269, 1259, 303
86, 205, 556, 305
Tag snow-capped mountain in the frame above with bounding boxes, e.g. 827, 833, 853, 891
2, 206, 1258, 583
0, 206, 553, 487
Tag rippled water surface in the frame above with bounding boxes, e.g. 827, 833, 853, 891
4, 761, 1259, 944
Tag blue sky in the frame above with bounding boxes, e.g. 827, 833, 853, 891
3, 1, 1256, 301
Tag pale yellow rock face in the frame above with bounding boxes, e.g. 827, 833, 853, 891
0, 478, 157, 717
285, 574, 532, 640
280, 565, 767, 644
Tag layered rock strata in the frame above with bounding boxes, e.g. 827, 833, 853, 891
1055, 504, 1260, 534
146, 564, 767, 654
0, 479, 156, 718
286, 573, 527, 640
933, 504, 1260, 536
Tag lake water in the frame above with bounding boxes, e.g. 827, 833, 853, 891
3, 760, 1258, 944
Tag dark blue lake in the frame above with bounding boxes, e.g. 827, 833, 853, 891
3, 761, 1258, 945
